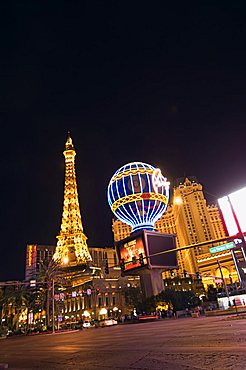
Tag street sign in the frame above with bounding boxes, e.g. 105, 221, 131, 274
209, 242, 234, 254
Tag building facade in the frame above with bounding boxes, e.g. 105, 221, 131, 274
25, 243, 140, 322
112, 177, 239, 287
25, 244, 56, 281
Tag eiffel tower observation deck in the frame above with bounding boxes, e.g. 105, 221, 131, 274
53, 132, 92, 272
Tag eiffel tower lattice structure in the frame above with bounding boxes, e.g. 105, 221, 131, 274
53, 132, 92, 268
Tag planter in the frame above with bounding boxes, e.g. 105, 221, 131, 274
191, 312, 200, 318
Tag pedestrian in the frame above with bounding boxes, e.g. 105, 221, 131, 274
173, 309, 176, 319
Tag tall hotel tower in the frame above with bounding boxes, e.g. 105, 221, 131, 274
53, 133, 92, 267
112, 177, 226, 274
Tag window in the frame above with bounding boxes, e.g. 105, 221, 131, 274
98, 297, 102, 307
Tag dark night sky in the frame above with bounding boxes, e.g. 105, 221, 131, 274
2, 2, 246, 281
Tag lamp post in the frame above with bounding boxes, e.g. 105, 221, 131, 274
217, 259, 231, 308
52, 279, 55, 333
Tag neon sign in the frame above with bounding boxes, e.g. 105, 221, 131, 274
152, 168, 170, 194
107, 162, 170, 232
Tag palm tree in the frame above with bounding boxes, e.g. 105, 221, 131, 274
0, 283, 30, 332
0, 287, 4, 320
37, 259, 68, 330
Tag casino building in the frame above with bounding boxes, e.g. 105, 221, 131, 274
25, 132, 242, 327
25, 243, 139, 323
112, 177, 240, 288
25, 133, 140, 326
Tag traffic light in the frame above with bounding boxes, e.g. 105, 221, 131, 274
139, 253, 145, 266
120, 258, 125, 271
196, 271, 201, 279
170, 270, 175, 277
183, 269, 188, 278
104, 259, 109, 274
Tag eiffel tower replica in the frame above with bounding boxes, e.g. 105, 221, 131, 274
53, 132, 94, 280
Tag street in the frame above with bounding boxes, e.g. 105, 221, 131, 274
0, 316, 246, 369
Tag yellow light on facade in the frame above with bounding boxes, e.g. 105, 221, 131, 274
83, 310, 90, 317
174, 197, 182, 205
99, 308, 107, 315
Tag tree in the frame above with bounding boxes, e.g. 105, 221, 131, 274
37, 259, 68, 329
123, 286, 143, 314
156, 289, 199, 312
123, 286, 157, 315
0, 283, 30, 332
0, 287, 4, 322
206, 284, 218, 302
137, 296, 156, 314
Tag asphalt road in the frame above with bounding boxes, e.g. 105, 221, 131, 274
0, 316, 246, 370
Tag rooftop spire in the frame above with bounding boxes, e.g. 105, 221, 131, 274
65, 131, 74, 150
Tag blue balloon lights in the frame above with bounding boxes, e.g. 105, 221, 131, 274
107, 162, 170, 233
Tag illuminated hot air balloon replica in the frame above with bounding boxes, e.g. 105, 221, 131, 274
107, 162, 170, 232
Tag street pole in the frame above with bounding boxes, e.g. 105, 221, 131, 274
227, 196, 246, 286
230, 249, 242, 283
52, 279, 55, 333
233, 298, 238, 316
217, 259, 231, 308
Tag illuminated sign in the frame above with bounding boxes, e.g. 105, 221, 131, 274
209, 242, 235, 254
116, 230, 177, 273
117, 234, 147, 271
28, 244, 37, 267
108, 162, 170, 232
30, 280, 36, 287
218, 187, 246, 235
218, 294, 246, 310
152, 168, 170, 194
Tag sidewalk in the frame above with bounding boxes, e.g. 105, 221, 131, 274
205, 306, 246, 316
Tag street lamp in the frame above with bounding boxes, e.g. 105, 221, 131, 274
52, 279, 55, 333
216, 260, 231, 308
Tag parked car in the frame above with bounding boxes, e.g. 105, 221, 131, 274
82, 320, 91, 328
99, 319, 118, 327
